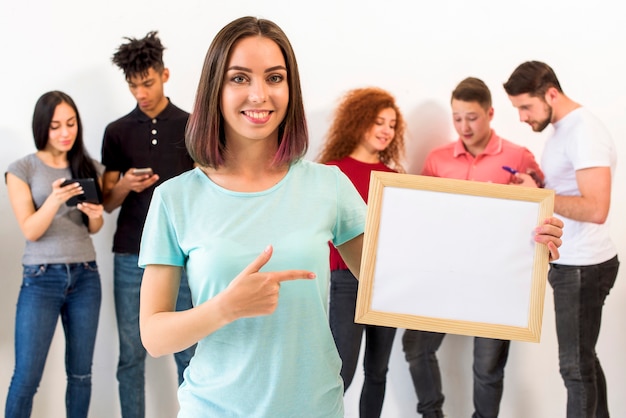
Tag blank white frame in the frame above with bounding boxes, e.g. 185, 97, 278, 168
355, 172, 555, 342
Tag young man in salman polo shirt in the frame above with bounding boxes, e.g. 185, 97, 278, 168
401, 77, 544, 418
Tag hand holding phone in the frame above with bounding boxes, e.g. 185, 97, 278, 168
61, 178, 101, 206
125, 167, 158, 193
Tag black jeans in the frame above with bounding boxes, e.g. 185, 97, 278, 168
549, 255, 619, 418
402, 330, 509, 418
329, 269, 396, 418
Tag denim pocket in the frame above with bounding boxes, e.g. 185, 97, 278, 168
21, 264, 50, 288
83, 261, 99, 273
22, 264, 46, 278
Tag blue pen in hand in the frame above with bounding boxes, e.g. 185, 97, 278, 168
503, 165, 545, 187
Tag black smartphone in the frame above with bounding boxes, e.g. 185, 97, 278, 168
61, 178, 101, 206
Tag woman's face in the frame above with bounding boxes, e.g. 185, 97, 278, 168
360, 107, 396, 154
220, 36, 289, 145
45, 102, 78, 154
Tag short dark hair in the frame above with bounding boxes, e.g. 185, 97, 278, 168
451, 77, 492, 110
503, 61, 563, 97
112, 31, 165, 80
185, 16, 308, 168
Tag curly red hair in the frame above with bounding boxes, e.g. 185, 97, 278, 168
317, 87, 405, 172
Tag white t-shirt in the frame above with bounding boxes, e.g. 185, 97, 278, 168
139, 160, 366, 418
542, 107, 617, 265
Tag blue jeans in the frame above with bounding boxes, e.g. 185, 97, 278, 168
5, 262, 102, 418
329, 269, 396, 418
549, 255, 619, 418
402, 330, 510, 418
113, 253, 196, 418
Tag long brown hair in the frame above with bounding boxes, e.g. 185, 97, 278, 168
186, 16, 308, 168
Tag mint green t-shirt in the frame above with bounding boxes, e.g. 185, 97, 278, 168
139, 160, 366, 417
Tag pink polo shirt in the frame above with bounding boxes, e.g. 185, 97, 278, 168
421, 130, 544, 185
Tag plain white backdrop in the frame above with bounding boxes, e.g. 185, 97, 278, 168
1, 1, 625, 417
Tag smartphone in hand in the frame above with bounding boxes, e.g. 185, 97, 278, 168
133, 167, 153, 176
61, 178, 101, 206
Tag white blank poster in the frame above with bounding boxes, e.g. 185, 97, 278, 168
371, 186, 539, 327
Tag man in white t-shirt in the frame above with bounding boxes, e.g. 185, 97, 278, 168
504, 61, 619, 418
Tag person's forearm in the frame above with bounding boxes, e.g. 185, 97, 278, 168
20, 198, 62, 241
88, 216, 104, 233
103, 182, 131, 213
140, 292, 233, 357
554, 195, 609, 224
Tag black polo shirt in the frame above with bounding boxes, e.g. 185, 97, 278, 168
101, 100, 194, 254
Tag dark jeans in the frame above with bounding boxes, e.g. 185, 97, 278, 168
549, 255, 619, 418
113, 253, 196, 418
329, 269, 396, 418
5, 262, 101, 418
402, 330, 510, 418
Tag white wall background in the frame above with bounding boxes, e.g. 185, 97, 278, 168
1, 1, 624, 417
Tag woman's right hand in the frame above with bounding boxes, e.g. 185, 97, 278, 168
140, 246, 316, 357
51, 178, 84, 206
220, 245, 316, 321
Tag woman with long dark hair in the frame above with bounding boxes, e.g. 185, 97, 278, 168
5, 91, 104, 418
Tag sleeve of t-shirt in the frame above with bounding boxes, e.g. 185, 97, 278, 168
331, 167, 367, 247
568, 122, 614, 170
6, 156, 30, 184
101, 127, 125, 172
138, 186, 186, 268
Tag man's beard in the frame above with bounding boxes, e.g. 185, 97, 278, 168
531, 103, 552, 132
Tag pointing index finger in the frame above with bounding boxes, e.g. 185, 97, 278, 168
275, 270, 317, 283
243, 245, 316, 283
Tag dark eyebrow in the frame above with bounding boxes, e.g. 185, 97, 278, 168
265, 65, 287, 73
226, 65, 287, 73
51, 116, 76, 124
128, 78, 155, 86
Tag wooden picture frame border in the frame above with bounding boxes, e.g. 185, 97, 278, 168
355, 172, 555, 342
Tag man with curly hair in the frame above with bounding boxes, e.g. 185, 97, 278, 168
100, 31, 195, 418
